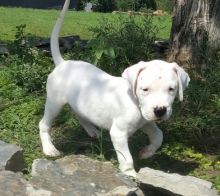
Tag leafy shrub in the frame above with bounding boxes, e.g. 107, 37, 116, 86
155, 0, 175, 13
116, 0, 157, 11
6, 24, 53, 93
88, 15, 159, 75
64, 41, 90, 62
115, 0, 131, 11
8, 56, 52, 93
92, 0, 116, 12
9, 24, 37, 65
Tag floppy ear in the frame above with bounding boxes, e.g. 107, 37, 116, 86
171, 62, 190, 101
122, 61, 147, 96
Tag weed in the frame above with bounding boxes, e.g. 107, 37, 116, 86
8, 56, 52, 93
155, 0, 175, 13
116, 0, 156, 11
213, 176, 220, 193
4, 24, 53, 93
9, 24, 36, 64
88, 14, 159, 75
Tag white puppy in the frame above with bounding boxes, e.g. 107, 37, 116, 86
39, 0, 190, 177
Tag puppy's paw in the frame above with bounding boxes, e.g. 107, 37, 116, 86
43, 145, 61, 157
139, 145, 156, 159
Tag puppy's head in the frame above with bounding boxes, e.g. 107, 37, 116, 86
122, 60, 190, 121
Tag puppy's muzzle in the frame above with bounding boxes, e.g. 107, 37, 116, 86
154, 106, 167, 118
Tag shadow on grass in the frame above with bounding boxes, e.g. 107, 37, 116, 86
54, 126, 200, 176
48, 105, 203, 177
188, 136, 220, 156
134, 154, 199, 175
52, 124, 116, 161
51, 122, 199, 176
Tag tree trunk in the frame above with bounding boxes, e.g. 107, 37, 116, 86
167, 0, 220, 67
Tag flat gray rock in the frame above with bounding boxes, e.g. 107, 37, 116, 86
0, 140, 24, 172
30, 155, 140, 196
0, 171, 27, 196
137, 167, 218, 196
26, 184, 53, 196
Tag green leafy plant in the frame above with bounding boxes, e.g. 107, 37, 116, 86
155, 0, 175, 13
116, 0, 157, 11
9, 57, 52, 93
9, 24, 37, 64
88, 14, 159, 75
6, 24, 53, 93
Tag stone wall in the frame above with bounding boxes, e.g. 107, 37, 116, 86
0, 140, 218, 196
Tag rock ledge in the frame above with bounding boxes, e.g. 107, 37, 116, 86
0, 140, 218, 196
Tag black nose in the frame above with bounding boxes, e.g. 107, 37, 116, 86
154, 106, 167, 118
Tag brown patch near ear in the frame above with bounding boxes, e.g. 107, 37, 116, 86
133, 68, 146, 97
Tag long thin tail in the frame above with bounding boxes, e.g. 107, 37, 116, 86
51, 0, 70, 66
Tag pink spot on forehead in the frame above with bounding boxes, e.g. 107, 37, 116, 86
159, 76, 162, 79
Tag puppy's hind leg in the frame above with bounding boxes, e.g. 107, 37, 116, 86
78, 117, 100, 138
39, 98, 64, 157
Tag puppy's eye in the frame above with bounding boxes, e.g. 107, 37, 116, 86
169, 87, 175, 92
143, 88, 149, 92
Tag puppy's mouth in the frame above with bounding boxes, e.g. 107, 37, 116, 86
141, 110, 171, 122
153, 116, 168, 122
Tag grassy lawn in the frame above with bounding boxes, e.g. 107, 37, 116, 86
0, 6, 219, 193
0, 7, 171, 42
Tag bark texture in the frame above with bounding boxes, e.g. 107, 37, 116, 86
167, 0, 220, 66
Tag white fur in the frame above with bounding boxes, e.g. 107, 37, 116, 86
39, 0, 190, 177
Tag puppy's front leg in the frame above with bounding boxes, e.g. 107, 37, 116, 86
139, 122, 163, 159
110, 122, 136, 177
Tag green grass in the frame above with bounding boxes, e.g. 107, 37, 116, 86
0, 7, 102, 41
0, 7, 171, 42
